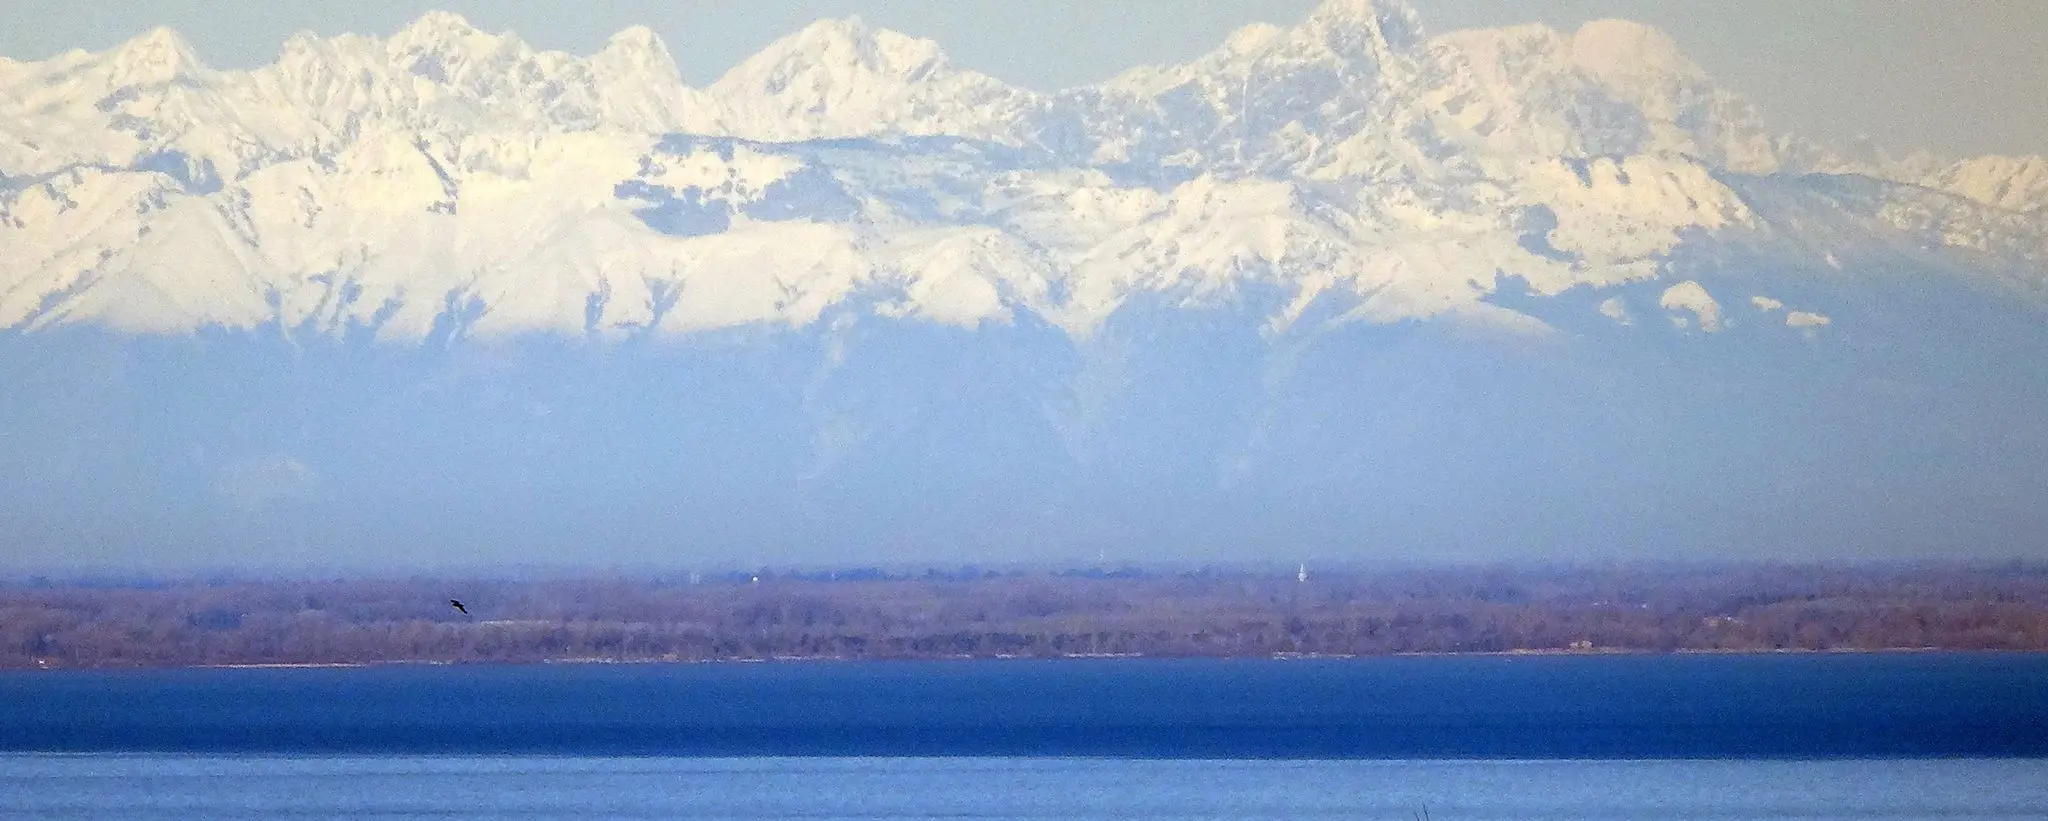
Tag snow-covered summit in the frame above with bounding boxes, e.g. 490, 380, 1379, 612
594, 26, 677, 75
1433, 18, 1780, 173
1053, 0, 1474, 185
698, 17, 1038, 143
384, 10, 498, 64
103, 26, 209, 87
1302, 0, 1427, 54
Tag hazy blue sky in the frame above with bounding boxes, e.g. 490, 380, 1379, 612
1, 0, 2042, 159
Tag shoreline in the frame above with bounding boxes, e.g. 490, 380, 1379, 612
6, 646, 2038, 673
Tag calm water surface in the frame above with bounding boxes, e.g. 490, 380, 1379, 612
1, 756, 2044, 820
2, 655, 2045, 819
3, 654, 2044, 757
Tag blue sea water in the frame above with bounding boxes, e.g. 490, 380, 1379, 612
1, 756, 2044, 820
2, 655, 2046, 818
5, 654, 2046, 758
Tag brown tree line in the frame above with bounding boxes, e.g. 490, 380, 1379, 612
3, 563, 2046, 668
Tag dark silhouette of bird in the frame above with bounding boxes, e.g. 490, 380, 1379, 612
449, 599, 469, 615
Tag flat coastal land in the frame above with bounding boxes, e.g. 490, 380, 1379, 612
5, 563, 2045, 669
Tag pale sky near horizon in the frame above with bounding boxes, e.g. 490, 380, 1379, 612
1, 0, 2043, 159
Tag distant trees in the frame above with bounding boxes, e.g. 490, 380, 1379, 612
1, 563, 2045, 668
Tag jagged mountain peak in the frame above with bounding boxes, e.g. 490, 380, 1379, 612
1301, 0, 1427, 52
1078, 0, 1456, 180
384, 11, 538, 79
373, 12, 675, 75
1100, 0, 1439, 103
786, 15, 874, 41
392, 10, 487, 45
1305, 0, 1421, 27
589, 25, 682, 81
715, 16, 950, 87
1189, 0, 1429, 69
698, 15, 1033, 143
1432, 17, 1784, 172
601, 25, 667, 57
101, 25, 208, 86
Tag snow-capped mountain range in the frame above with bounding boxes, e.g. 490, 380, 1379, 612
3, 0, 2043, 342
7, 0, 2048, 568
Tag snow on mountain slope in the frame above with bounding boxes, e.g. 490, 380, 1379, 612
371, 12, 700, 135
0, 12, 704, 183
1922, 155, 2048, 213
1048, 0, 1484, 184
696, 18, 1041, 144
2, 0, 2045, 343
1432, 20, 1783, 174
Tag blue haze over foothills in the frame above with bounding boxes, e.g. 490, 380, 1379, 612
2, 0, 2047, 571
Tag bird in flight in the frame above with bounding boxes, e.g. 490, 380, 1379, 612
449, 599, 469, 615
